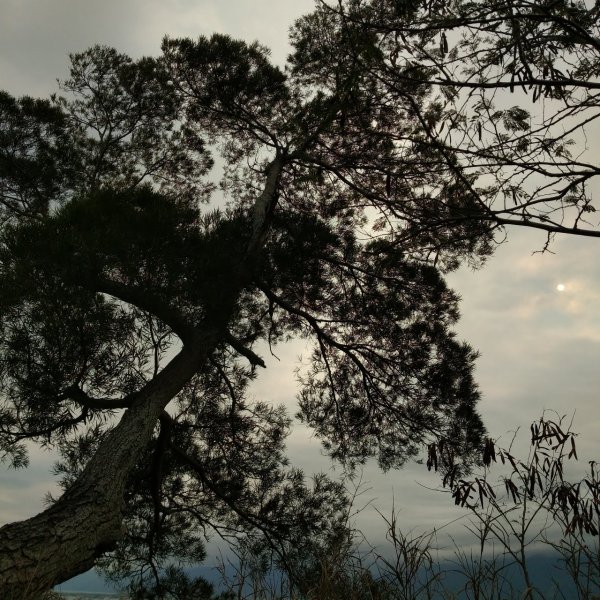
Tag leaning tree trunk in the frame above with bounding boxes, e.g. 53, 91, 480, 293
0, 343, 210, 600
0, 154, 284, 599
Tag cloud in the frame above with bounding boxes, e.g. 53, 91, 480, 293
446, 227, 600, 457
0, 446, 60, 523
1, 0, 314, 97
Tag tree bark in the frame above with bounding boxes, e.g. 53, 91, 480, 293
0, 333, 218, 599
0, 154, 285, 599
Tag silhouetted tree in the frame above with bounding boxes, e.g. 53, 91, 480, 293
0, 1, 597, 595
299, 0, 600, 253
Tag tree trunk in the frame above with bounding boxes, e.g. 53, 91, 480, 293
0, 343, 210, 599
0, 154, 285, 599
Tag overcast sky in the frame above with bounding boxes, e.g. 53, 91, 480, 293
2, 0, 600, 592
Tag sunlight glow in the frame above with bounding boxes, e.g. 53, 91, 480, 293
556, 283, 566, 292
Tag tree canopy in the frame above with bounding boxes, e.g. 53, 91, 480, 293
299, 0, 600, 248
0, 1, 599, 597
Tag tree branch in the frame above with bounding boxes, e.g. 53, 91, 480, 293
62, 385, 133, 410
247, 153, 286, 257
167, 439, 263, 528
492, 216, 600, 238
225, 332, 266, 368
94, 277, 197, 345
0, 409, 90, 445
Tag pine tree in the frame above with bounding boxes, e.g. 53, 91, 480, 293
2, 1, 599, 594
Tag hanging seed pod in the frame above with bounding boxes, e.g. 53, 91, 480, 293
440, 32, 448, 56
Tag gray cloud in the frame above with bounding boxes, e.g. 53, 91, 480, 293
1, 0, 313, 97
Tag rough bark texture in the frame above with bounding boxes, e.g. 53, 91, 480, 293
0, 156, 284, 599
0, 331, 216, 599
